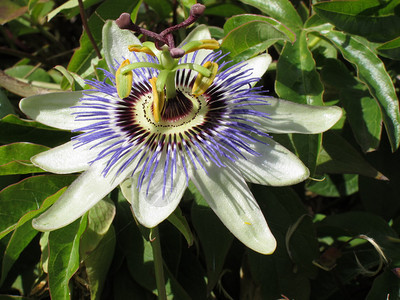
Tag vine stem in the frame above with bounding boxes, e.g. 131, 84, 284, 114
150, 226, 167, 300
78, 0, 102, 59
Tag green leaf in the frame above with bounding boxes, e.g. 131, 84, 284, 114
239, 0, 303, 31
249, 185, 318, 299
167, 207, 193, 247
317, 131, 385, 179
189, 183, 234, 293
377, 36, 400, 60
0, 0, 27, 25
47, 0, 104, 21
290, 133, 321, 176
80, 198, 116, 259
205, 3, 246, 18
276, 30, 324, 105
0, 176, 75, 239
143, 0, 172, 19
0, 143, 49, 175
0, 114, 73, 147
321, 58, 382, 152
48, 216, 88, 300
313, 0, 400, 43
114, 198, 191, 299
84, 226, 116, 300
66, 0, 140, 78
314, 29, 400, 151
54, 66, 86, 91
5, 65, 53, 83
221, 20, 293, 63
317, 211, 398, 243
0, 89, 14, 118
0, 221, 38, 286
179, 0, 196, 10
307, 174, 359, 197
367, 269, 400, 299
224, 14, 296, 43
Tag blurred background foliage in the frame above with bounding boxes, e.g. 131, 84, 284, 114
1, 0, 400, 299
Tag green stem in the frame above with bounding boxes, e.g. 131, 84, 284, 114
173, 63, 211, 77
121, 62, 164, 74
151, 227, 167, 300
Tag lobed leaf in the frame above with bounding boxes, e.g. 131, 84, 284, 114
313, 29, 400, 151
321, 58, 382, 152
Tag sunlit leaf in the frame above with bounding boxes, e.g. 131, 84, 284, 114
47, 0, 104, 21
239, 0, 303, 31
0, 143, 49, 175
313, 29, 400, 151
0, 177, 75, 239
314, 0, 400, 43
221, 19, 294, 64
224, 14, 296, 42
321, 58, 382, 152
84, 226, 116, 300
47, 216, 88, 300
66, 0, 140, 80
276, 31, 323, 105
307, 174, 359, 198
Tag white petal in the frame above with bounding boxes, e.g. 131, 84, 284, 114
190, 162, 276, 254
19, 91, 91, 131
31, 141, 98, 174
121, 158, 187, 228
32, 159, 132, 231
248, 98, 343, 134
236, 137, 309, 186
236, 53, 272, 87
102, 20, 145, 72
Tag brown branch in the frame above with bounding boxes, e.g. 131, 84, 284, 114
78, 0, 102, 59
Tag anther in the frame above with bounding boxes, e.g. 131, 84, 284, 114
192, 61, 218, 96
150, 77, 165, 123
116, 59, 133, 98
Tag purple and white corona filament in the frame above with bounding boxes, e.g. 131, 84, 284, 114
73, 50, 269, 201
19, 19, 342, 254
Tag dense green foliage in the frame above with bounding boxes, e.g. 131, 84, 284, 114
1, 0, 400, 299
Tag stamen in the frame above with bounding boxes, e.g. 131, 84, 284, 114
150, 77, 165, 123
116, 59, 133, 98
181, 39, 220, 54
192, 61, 218, 96
128, 45, 156, 56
